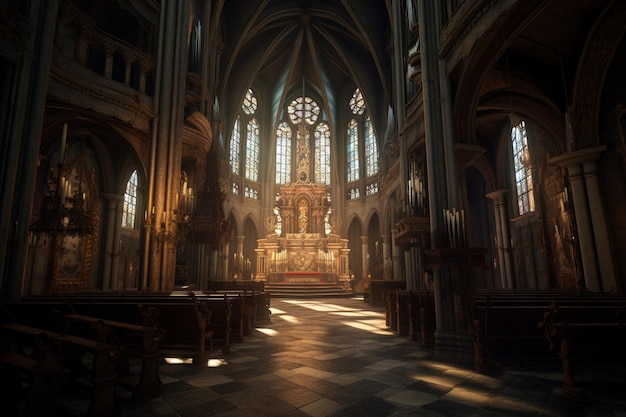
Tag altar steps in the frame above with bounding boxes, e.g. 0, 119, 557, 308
265, 282, 351, 298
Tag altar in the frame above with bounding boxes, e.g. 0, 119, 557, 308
283, 271, 323, 283
252, 111, 350, 286
255, 232, 350, 284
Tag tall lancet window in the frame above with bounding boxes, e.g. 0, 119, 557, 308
347, 119, 360, 182
230, 88, 260, 198
275, 122, 292, 184
511, 119, 535, 215
315, 123, 331, 185
346, 88, 378, 198
229, 116, 241, 176
364, 116, 378, 177
245, 118, 260, 182
122, 170, 138, 228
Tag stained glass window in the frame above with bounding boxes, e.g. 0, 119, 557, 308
276, 122, 292, 184
122, 170, 137, 228
229, 116, 241, 175
511, 120, 535, 215
231, 89, 260, 198
242, 88, 257, 115
364, 116, 378, 177
281, 95, 328, 186
349, 88, 366, 115
315, 123, 331, 185
245, 118, 260, 182
347, 119, 360, 182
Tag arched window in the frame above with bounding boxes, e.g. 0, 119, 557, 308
245, 118, 260, 182
275, 122, 292, 185
276, 94, 329, 185
364, 116, 378, 177
347, 119, 360, 182
346, 88, 378, 198
230, 88, 260, 198
314, 123, 331, 185
511, 119, 535, 215
122, 170, 138, 228
229, 116, 241, 176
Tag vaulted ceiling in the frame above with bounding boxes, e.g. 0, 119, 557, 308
216, 0, 393, 139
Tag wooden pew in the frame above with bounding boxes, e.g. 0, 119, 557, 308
407, 290, 436, 347
6, 291, 268, 361
207, 280, 264, 293
0, 332, 63, 417
368, 280, 406, 306
538, 298, 626, 401
471, 289, 571, 371
62, 307, 164, 400
470, 289, 626, 374
0, 322, 119, 417
386, 289, 436, 347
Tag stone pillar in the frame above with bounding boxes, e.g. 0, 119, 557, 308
222, 241, 230, 281
583, 159, 617, 291
236, 235, 245, 277
382, 235, 392, 280
1, 0, 59, 299
101, 194, 123, 290
486, 190, 512, 288
550, 146, 616, 291
104, 49, 114, 79
360, 236, 369, 280
147, 0, 190, 292
392, 229, 402, 280
418, 0, 473, 362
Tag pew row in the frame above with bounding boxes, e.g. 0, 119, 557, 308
538, 298, 626, 401
0, 341, 63, 416
0, 322, 119, 417
62, 307, 164, 400
470, 289, 626, 400
4, 290, 271, 361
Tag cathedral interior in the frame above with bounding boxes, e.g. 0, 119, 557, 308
1, 0, 626, 415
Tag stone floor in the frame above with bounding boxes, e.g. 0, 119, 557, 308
75, 297, 626, 416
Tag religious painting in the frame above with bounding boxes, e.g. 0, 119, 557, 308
50, 232, 94, 292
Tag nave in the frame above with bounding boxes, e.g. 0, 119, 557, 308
100, 297, 625, 417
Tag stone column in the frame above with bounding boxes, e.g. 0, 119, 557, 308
147, 0, 190, 292
550, 146, 615, 291
100, 193, 123, 290
236, 235, 245, 277
382, 235, 392, 280
360, 236, 369, 280
1, 0, 59, 298
392, 229, 402, 280
582, 159, 617, 291
418, 0, 473, 362
486, 190, 512, 288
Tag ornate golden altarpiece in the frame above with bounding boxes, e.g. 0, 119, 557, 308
254, 183, 350, 283
254, 117, 349, 284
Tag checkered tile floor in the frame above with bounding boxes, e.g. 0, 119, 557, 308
117, 297, 626, 417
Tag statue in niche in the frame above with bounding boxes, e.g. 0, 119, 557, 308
298, 199, 309, 233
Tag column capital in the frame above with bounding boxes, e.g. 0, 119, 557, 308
100, 192, 123, 202
485, 189, 509, 201
549, 145, 606, 168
